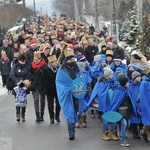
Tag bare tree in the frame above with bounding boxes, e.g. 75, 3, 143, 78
0, 4, 34, 29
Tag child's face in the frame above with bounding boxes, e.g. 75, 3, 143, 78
94, 61, 99, 66
106, 56, 112, 62
114, 60, 121, 66
101, 60, 106, 68
134, 76, 141, 83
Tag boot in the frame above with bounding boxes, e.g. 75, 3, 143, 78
109, 131, 119, 141
40, 112, 44, 121
81, 115, 87, 128
21, 114, 25, 122
102, 131, 110, 141
75, 115, 81, 128
16, 114, 20, 122
91, 109, 95, 118
55, 114, 61, 122
36, 112, 40, 123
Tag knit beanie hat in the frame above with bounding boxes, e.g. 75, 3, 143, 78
131, 71, 141, 81
103, 67, 114, 78
118, 73, 128, 87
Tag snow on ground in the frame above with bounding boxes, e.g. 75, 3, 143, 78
0, 76, 8, 96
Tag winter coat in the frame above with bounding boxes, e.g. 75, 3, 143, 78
9, 59, 32, 84
30, 58, 47, 93
25, 48, 37, 64
44, 64, 59, 94
0, 46, 14, 62
85, 45, 98, 65
41, 53, 50, 64
113, 46, 124, 60
0, 59, 11, 75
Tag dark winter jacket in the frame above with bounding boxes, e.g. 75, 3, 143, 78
44, 64, 59, 94
0, 59, 11, 75
9, 59, 32, 84
41, 53, 50, 64
113, 46, 124, 60
0, 46, 14, 62
85, 45, 98, 65
25, 48, 37, 64
30, 58, 47, 93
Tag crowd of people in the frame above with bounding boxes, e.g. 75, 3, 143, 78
0, 15, 150, 147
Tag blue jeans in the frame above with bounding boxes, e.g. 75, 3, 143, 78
67, 119, 75, 135
119, 118, 130, 140
16, 106, 26, 114
102, 119, 116, 132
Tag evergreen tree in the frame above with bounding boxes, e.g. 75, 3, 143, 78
122, 6, 140, 46
140, 14, 150, 60
119, 19, 130, 41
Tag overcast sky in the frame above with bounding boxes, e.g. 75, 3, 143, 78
25, 0, 54, 16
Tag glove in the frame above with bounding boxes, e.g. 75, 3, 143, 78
19, 82, 25, 88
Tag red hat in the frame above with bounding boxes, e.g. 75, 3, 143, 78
42, 45, 50, 52
30, 39, 36, 47
67, 44, 74, 51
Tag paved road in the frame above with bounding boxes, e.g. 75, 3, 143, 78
0, 93, 149, 150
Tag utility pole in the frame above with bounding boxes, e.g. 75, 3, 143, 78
112, 0, 117, 40
95, 0, 99, 30
82, 0, 85, 22
23, 0, 26, 16
74, 0, 78, 21
33, 0, 36, 17
136, 0, 143, 22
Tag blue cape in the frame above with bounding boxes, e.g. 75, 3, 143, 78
109, 85, 137, 118
110, 61, 127, 74
56, 66, 87, 123
139, 76, 150, 126
92, 57, 105, 79
129, 81, 141, 123
88, 79, 114, 113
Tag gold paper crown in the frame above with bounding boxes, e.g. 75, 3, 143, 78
1, 50, 6, 57
48, 55, 57, 63
14, 53, 19, 58
34, 51, 41, 59
144, 64, 150, 75
88, 38, 93, 43
106, 50, 114, 56
64, 50, 74, 58
37, 34, 43, 38
44, 36, 49, 40
83, 40, 88, 45
101, 42, 107, 46
3, 39, 8, 44
23, 79, 32, 88
136, 51, 143, 58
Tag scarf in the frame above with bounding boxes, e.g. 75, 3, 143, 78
32, 58, 45, 69
47, 63, 58, 73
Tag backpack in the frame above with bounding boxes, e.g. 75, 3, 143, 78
6, 76, 15, 91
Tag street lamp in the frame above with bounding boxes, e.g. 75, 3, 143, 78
112, 0, 117, 40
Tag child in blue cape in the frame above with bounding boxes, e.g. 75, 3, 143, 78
130, 71, 142, 139
138, 64, 150, 143
88, 67, 119, 141
77, 62, 92, 128
109, 74, 137, 147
